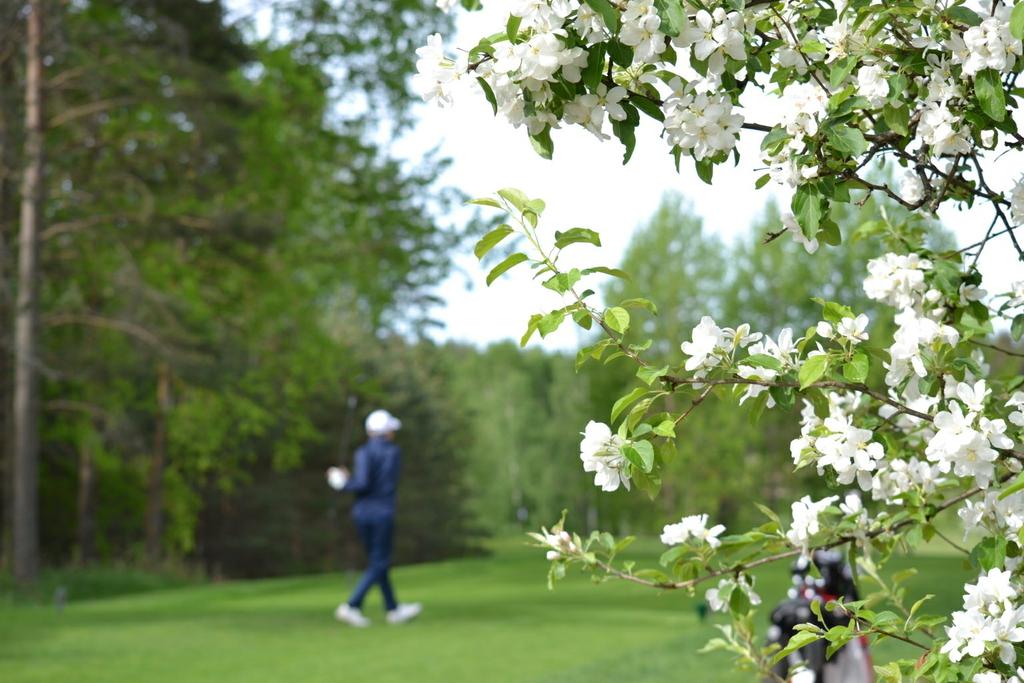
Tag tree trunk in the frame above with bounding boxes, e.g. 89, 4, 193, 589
76, 436, 96, 564
0, 25, 19, 573
13, 0, 45, 584
144, 361, 171, 566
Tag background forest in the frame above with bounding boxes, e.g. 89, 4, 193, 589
0, 0, 969, 586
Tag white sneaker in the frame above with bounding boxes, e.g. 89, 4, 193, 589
385, 603, 422, 625
334, 603, 371, 628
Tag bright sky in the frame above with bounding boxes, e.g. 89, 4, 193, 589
401, 6, 1021, 350
229, 2, 1021, 350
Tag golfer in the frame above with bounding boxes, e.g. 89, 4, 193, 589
326, 409, 421, 627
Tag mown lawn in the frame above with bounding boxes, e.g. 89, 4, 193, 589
0, 539, 972, 683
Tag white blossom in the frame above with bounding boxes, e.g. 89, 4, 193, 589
836, 314, 870, 344
681, 316, 729, 375
661, 513, 726, 548
786, 495, 839, 554
782, 212, 819, 254
779, 82, 829, 139
565, 84, 628, 137
539, 529, 578, 560
574, 3, 610, 44
856, 64, 889, 107
676, 8, 745, 75
944, 570, 1024, 665
663, 90, 744, 161
955, 17, 1022, 76
919, 101, 971, 156
899, 170, 925, 205
579, 421, 631, 492
413, 34, 465, 107
1012, 179, 1024, 225
863, 252, 933, 309
620, 0, 666, 63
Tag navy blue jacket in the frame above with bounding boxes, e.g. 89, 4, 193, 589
343, 436, 401, 519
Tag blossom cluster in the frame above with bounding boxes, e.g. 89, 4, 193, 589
784, 494, 838, 556
660, 513, 725, 549
926, 381, 1015, 488
943, 569, 1024, 667
579, 420, 631, 492
421, 0, 1024, 255
791, 394, 886, 492
538, 528, 580, 561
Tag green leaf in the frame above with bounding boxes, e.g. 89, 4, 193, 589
827, 126, 869, 157
554, 227, 601, 249
755, 503, 782, 529
529, 126, 555, 159
537, 310, 565, 337
792, 185, 823, 239
611, 387, 647, 423
506, 14, 522, 42
572, 308, 592, 331
975, 69, 1006, 122
486, 252, 528, 285
611, 118, 637, 164
760, 126, 789, 156
843, 351, 869, 383
1013, 2, 1024, 40
882, 104, 909, 136
829, 56, 858, 89
729, 583, 752, 615
623, 440, 655, 472
771, 630, 822, 664
497, 188, 530, 212
637, 364, 670, 386
742, 354, 782, 371
799, 355, 829, 390
582, 266, 631, 280
652, 420, 675, 437
971, 536, 1008, 571
473, 225, 515, 259
583, 44, 606, 91
944, 5, 982, 26
815, 298, 855, 323
606, 40, 632, 67
542, 269, 582, 294
747, 391, 769, 425
585, 0, 620, 31
819, 218, 841, 246
695, 158, 714, 184
630, 93, 665, 122
620, 297, 658, 316
520, 313, 542, 347
653, 0, 686, 36
467, 197, 502, 209
1000, 472, 1024, 500
1012, 313, 1024, 341
476, 77, 498, 115
604, 307, 630, 334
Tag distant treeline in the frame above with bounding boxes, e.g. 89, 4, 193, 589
0, 0, 473, 579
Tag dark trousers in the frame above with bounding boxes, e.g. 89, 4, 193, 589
347, 515, 397, 611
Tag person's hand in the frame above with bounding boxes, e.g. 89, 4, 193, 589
326, 466, 349, 490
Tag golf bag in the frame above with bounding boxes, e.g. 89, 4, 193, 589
765, 550, 874, 683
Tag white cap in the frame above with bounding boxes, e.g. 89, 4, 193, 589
365, 409, 401, 435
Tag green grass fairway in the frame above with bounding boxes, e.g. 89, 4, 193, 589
0, 540, 972, 683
